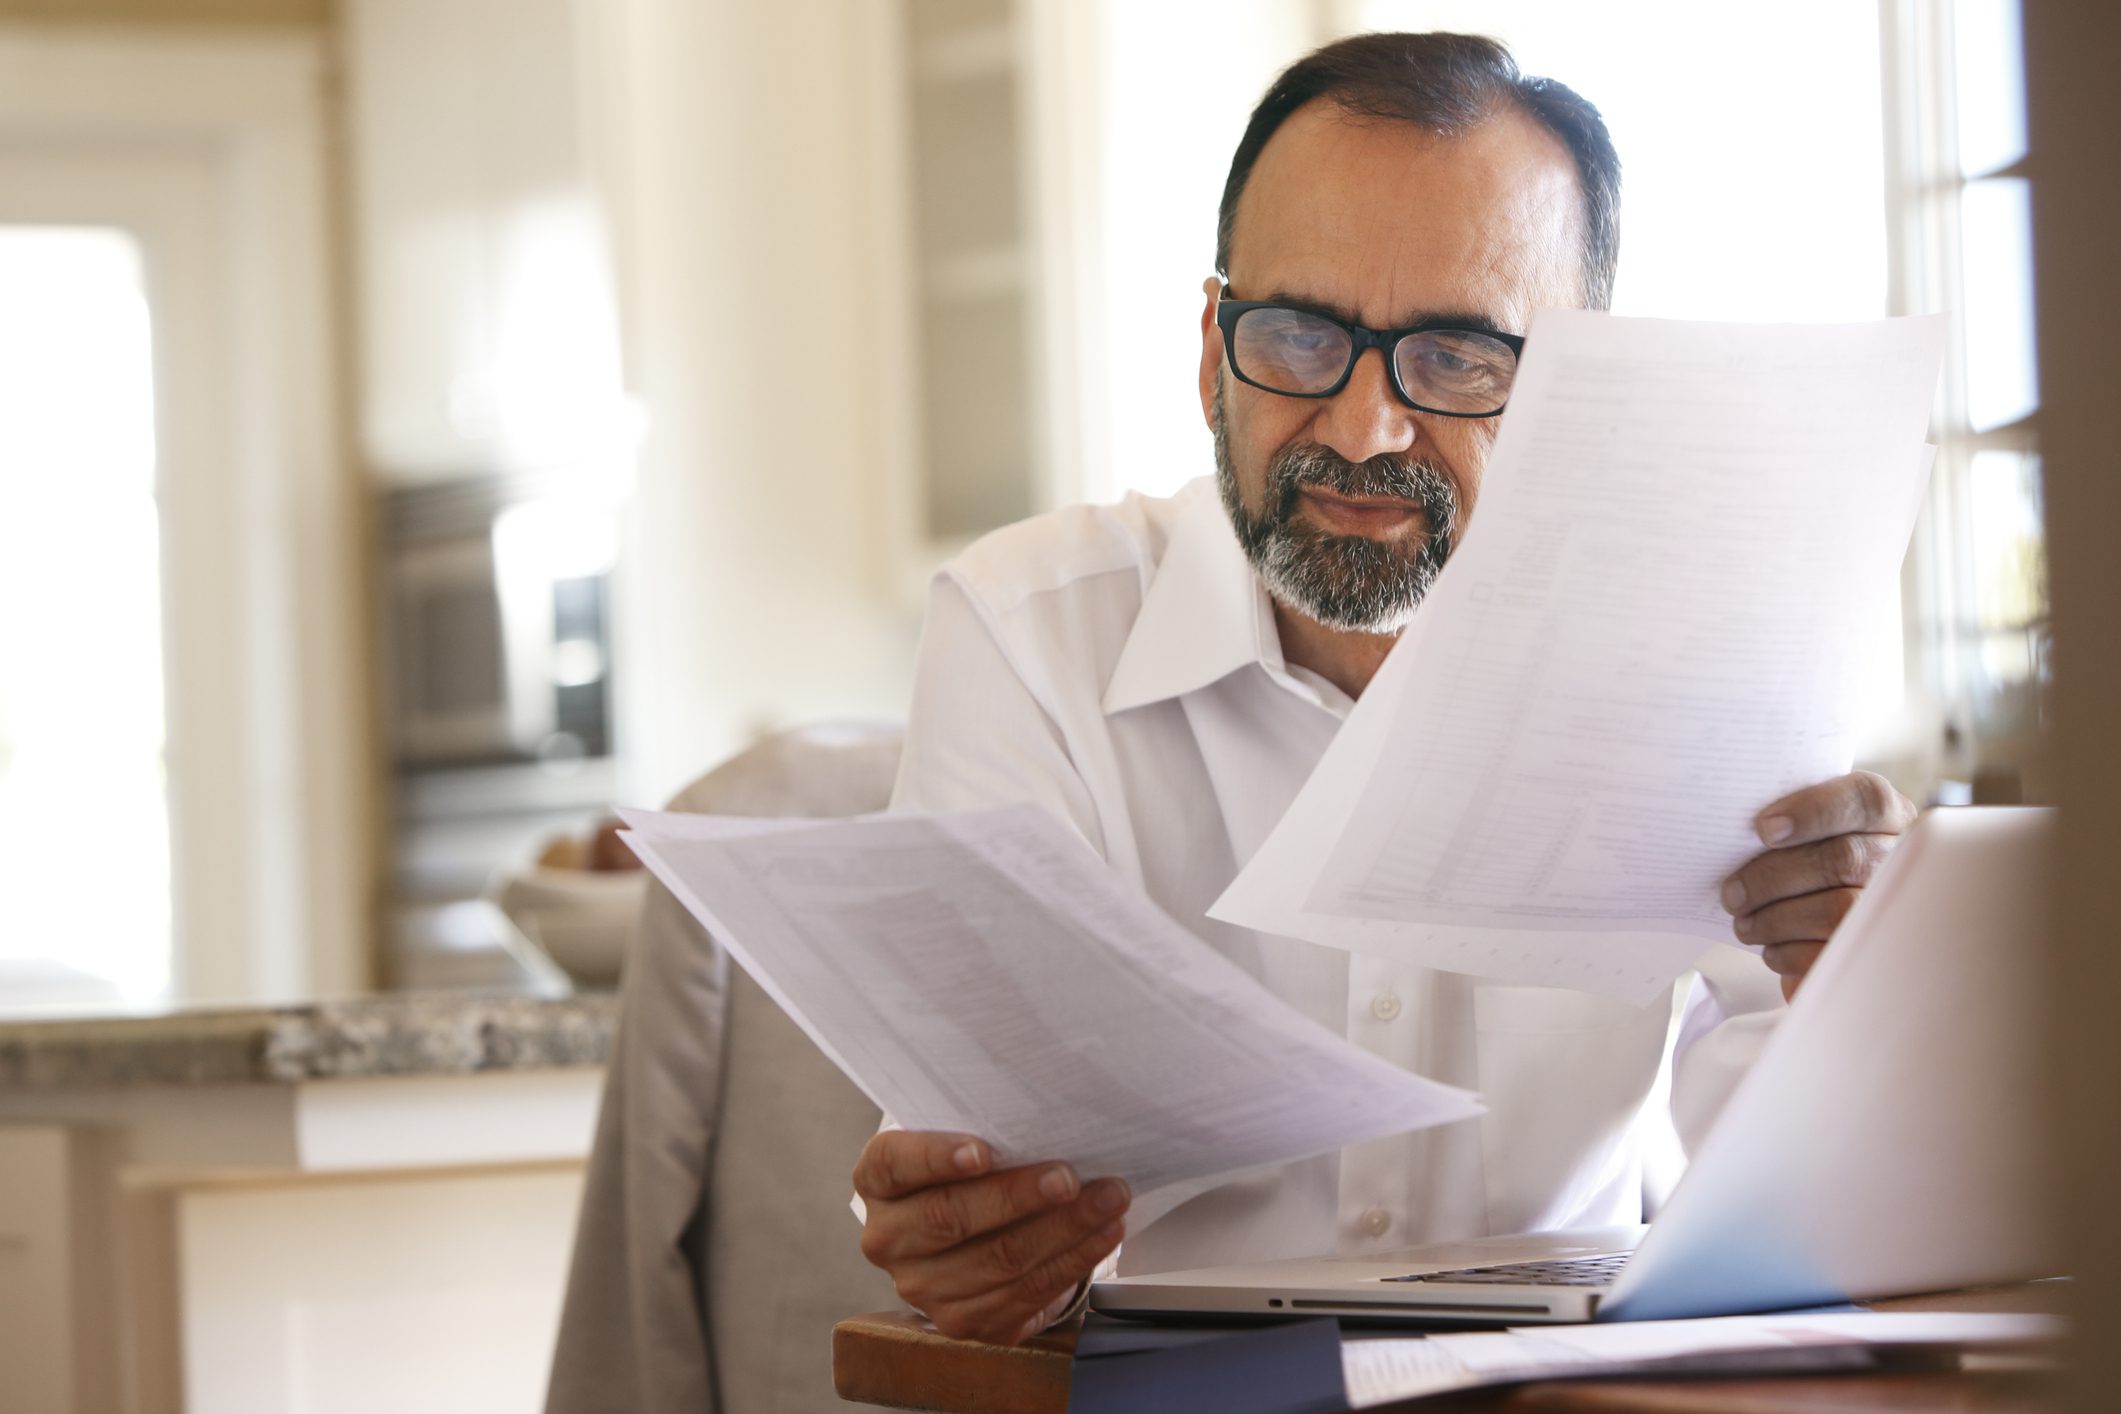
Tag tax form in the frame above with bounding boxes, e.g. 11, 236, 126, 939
1215, 310, 1945, 1003
618, 803, 1482, 1223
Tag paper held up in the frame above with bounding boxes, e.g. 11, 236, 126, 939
1215, 310, 1946, 1004
618, 803, 1482, 1224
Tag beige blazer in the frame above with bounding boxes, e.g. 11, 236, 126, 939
544, 723, 904, 1414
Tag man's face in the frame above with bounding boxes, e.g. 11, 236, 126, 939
1201, 100, 1589, 634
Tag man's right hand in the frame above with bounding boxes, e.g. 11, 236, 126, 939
853, 1130, 1130, 1344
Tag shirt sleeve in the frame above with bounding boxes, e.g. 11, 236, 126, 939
889, 570, 1104, 851
1668, 943, 1787, 1152
858, 574, 1124, 1329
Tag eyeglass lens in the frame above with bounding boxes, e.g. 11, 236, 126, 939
1231, 305, 1516, 414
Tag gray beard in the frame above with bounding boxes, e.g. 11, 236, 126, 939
1212, 383, 1459, 635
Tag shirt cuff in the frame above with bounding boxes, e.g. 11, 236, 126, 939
1039, 1243, 1120, 1331
1041, 1278, 1095, 1331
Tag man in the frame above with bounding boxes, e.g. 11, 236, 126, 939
853, 32, 1916, 1346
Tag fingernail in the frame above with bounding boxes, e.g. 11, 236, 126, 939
1720, 878, 1745, 913
1038, 1166, 1079, 1203
953, 1142, 985, 1174
1758, 815, 1794, 846
1016, 1314, 1044, 1343
1090, 1179, 1130, 1216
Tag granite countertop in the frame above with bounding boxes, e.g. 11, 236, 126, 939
0, 991, 620, 1089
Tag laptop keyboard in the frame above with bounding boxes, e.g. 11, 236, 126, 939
1382, 1253, 1631, 1288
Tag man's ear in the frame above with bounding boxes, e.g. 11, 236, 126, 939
1198, 276, 1224, 431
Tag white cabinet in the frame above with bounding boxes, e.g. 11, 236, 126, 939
178, 1167, 583, 1414
0, 1129, 75, 1413
0, 1069, 599, 1414
342, 0, 627, 484
903, 0, 1039, 543
854, 0, 1103, 599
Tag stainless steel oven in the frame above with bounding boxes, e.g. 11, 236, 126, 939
382, 475, 627, 989
386, 476, 616, 768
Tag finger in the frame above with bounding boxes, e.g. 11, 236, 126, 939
852, 1130, 991, 1202
920, 1212, 1128, 1345
898, 1178, 1132, 1306
1761, 939, 1828, 980
1752, 771, 1916, 849
1721, 833, 1898, 915
864, 1162, 1093, 1266
1733, 887, 1862, 949
1764, 941, 1827, 1004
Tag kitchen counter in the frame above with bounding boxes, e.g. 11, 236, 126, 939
0, 990, 619, 1089
0, 990, 617, 1413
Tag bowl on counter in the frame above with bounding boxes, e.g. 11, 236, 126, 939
487, 865, 649, 989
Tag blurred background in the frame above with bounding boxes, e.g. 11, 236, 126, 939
0, 0, 2044, 1016
0, 2, 2088, 1411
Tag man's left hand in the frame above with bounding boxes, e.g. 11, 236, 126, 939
1722, 770, 1919, 1001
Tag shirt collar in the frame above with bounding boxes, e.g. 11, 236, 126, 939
1103, 479, 1348, 716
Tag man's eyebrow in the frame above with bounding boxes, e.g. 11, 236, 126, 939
1259, 289, 1512, 336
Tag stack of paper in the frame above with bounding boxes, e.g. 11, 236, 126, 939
1340, 1310, 2060, 1407
1214, 310, 1945, 1003
1060, 1310, 2058, 1413
619, 804, 1482, 1223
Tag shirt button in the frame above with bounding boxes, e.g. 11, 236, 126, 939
1359, 1207, 1392, 1238
1370, 991, 1402, 1022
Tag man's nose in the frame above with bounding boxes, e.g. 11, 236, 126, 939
1311, 348, 1418, 464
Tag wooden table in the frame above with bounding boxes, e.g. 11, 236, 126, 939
833, 1286, 2064, 1413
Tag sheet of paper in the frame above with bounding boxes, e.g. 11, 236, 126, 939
1216, 310, 1944, 1002
619, 803, 1483, 1221
1340, 1310, 2060, 1407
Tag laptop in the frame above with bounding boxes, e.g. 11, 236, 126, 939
1091, 806, 2059, 1325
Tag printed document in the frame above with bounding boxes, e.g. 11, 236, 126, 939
1341, 1311, 2060, 1407
619, 804, 1482, 1220
1215, 310, 1945, 1002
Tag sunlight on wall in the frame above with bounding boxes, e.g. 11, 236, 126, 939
0, 227, 171, 1000
1372, 1, 1890, 322
483, 196, 635, 479
1084, 0, 1318, 505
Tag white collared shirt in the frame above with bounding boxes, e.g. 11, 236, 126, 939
891, 477, 1785, 1277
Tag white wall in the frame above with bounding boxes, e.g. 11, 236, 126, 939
579, 0, 1336, 796
584, 0, 923, 803
1084, 1, 1327, 503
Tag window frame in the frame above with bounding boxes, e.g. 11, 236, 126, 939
1880, 0, 2046, 794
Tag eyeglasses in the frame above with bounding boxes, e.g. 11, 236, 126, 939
1214, 289, 1525, 418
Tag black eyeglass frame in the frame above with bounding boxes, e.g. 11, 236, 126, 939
1213, 289, 1527, 419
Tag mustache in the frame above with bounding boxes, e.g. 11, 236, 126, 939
1265, 443, 1460, 530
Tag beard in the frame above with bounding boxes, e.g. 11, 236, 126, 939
1212, 382, 1460, 635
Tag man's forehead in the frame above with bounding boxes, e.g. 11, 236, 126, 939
1227, 99, 1586, 328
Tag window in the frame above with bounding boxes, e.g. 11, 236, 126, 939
0, 33, 364, 1009
0, 227, 171, 1003
1883, 0, 2045, 797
